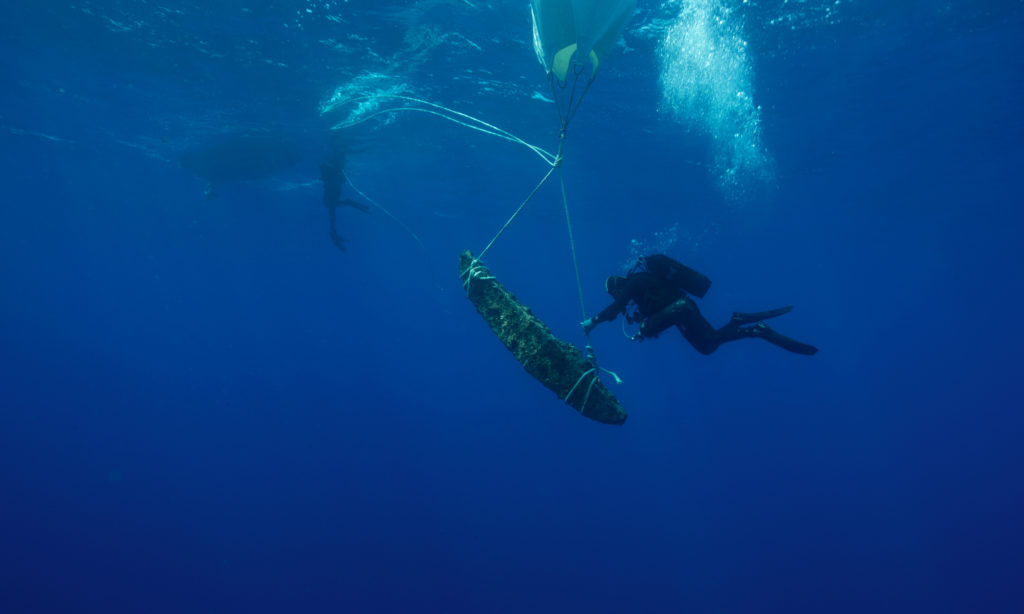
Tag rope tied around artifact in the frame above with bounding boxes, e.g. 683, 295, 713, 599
467, 62, 623, 416
563, 344, 623, 417
460, 258, 495, 292
550, 66, 625, 413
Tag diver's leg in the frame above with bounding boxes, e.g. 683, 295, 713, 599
640, 298, 691, 339
672, 300, 721, 355
730, 305, 793, 325
327, 206, 347, 252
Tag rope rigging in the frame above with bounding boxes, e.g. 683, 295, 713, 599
456, 60, 622, 414
322, 0, 638, 422
334, 68, 625, 415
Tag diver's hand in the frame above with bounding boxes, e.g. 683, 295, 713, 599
581, 318, 596, 334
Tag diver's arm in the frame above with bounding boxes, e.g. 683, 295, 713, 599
593, 297, 629, 326
582, 279, 636, 332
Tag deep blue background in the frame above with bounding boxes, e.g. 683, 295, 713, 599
2, 1, 1023, 612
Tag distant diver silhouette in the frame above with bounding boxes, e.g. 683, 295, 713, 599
582, 254, 818, 356
320, 137, 369, 252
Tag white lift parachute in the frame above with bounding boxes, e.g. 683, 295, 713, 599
530, 0, 636, 82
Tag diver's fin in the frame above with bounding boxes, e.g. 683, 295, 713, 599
731, 305, 793, 326
329, 231, 348, 252
751, 323, 818, 355
339, 198, 370, 213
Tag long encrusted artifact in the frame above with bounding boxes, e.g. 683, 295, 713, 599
459, 251, 627, 425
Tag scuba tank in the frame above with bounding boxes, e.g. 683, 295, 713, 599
632, 254, 712, 299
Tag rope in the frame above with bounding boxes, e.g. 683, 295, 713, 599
548, 60, 625, 416
330, 70, 626, 415
547, 65, 595, 136
564, 64, 595, 129
563, 344, 623, 417
558, 160, 587, 323
333, 95, 556, 166
460, 161, 559, 286
343, 171, 439, 287
459, 259, 495, 292
565, 369, 600, 417
541, 59, 594, 326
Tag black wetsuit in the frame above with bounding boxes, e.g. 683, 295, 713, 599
591, 269, 818, 356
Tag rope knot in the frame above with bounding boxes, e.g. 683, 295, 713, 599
460, 258, 494, 292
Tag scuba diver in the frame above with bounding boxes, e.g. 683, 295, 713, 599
320, 136, 369, 252
582, 254, 818, 356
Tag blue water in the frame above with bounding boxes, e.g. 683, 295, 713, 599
2, 1, 1023, 612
